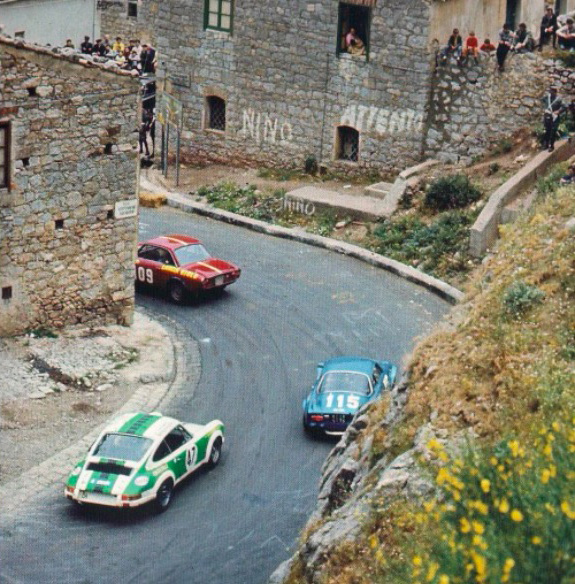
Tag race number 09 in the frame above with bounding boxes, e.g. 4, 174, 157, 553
137, 266, 153, 284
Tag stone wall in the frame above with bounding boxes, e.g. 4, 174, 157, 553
149, 0, 433, 176
99, 0, 157, 46
0, 39, 140, 336
425, 51, 549, 164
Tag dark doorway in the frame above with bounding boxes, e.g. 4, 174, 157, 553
506, 0, 520, 28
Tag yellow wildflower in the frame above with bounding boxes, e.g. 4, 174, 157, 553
545, 503, 556, 515
369, 534, 378, 549
426, 562, 439, 582
460, 517, 471, 533
480, 479, 490, 493
472, 535, 488, 550
471, 551, 487, 582
413, 556, 423, 567
503, 558, 515, 572
472, 521, 485, 534
427, 438, 443, 451
499, 499, 510, 513
541, 469, 551, 484
508, 440, 520, 457
439, 576, 449, 584
471, 500, 489, 515
561, 501, 575, 519
532, 536, 542, 545
552, 421, 560, 432
490, 457, 498, 466
510, 509, 524, 522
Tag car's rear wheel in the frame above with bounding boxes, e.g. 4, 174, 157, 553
167, 280, 186, 304
206, 437, 222, 469
154, 479, 174, 513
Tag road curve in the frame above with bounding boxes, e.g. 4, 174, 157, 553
0, 207, 450, 584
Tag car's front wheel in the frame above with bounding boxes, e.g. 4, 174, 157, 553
154, 479, 174, 513
167, 280, 186, 304
206, 437, 222, 469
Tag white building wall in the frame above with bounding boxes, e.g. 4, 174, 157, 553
0, 0, 99, 47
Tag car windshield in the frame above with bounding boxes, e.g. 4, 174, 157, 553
318, 371, 372, 396
93, 433, 152, 462
174, 244, 211, 265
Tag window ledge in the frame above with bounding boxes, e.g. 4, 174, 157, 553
204, 28, 232, 39
204, 128, 226, 136
338, 52, 368, 62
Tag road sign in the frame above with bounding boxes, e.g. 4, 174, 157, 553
157, 92, 183, 129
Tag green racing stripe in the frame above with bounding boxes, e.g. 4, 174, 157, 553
117, 413, 161, 436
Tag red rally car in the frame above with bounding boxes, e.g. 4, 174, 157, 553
135, 234, 241, 303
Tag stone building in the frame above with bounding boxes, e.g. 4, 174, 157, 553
0, 37, 140, 336
96, 0, 559, 176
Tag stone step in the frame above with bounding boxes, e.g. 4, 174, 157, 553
364, 181, 393, 199
284, 186, 393, 221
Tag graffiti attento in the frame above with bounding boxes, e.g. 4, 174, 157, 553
283, 197, 315, 216
341, 105, 424, 135
241, 109, 293, 144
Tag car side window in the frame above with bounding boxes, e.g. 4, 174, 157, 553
156, 248, 175, 266
152, 439, 172, 462
373, 364, 383, 385
165, 427, 188, 452
138, 245, 161, 262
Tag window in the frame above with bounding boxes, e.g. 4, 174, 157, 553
206, 96, 226, 131
0, 122, 10, 189
153, 440, 172, 462
2, 286, 12, 300
128, 0, 138, 18
165, 426, 190, 451
336, 126, 359, 162
337, 2, 371, 57
204, 0, 233, 33
14, 31, 25, 39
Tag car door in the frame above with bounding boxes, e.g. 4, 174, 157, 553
164, 426, 196, 480
136, 245, 176, 290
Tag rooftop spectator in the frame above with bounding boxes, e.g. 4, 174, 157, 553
462, 30, 479, 63
480, 38, 496, 53
496, 23, 513, 72
113, 36, 125, 53
64, 39, 75, 49
439, 28, 462, 64
80, 35, 93, 54
140, 43, 156, 74
512, 23, 535, 52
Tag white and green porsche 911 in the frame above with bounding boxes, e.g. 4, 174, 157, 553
65, 412, 224, 512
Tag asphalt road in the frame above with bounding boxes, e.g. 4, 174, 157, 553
0, 207, 450, 584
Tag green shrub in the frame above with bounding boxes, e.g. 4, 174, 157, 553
537, 164, 568, 197
416, 423, 575, 584
487, 162, 500, 176
556, 49, 575, 68
425, 174, 481, 211
304, 155, 318, 175
502, 280, 545, 317
492, 138, 513, 155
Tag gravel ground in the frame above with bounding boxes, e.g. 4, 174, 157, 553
0, 311, 173, 485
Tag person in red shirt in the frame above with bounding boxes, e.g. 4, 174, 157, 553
480, 38, 496, 53
462, 30, 480, 62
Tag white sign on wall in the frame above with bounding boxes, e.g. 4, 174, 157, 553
114, 199, 138, 219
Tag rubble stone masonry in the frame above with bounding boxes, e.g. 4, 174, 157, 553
150, 0, 433, 175
0, 39, 140, 336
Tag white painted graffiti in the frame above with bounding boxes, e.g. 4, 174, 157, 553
283, 197, 316, 216
241, 109, 294, 144
340, 104, 424, 136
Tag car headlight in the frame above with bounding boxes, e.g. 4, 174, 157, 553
134, 476, 148, 487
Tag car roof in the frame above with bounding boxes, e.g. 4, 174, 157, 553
142, 234, 201, 251
321, 357, 377, 375
104, 412, 179, 441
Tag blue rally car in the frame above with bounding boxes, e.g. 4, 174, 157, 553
302, 357, 397, 436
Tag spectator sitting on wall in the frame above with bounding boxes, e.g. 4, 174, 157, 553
461, 30, 479, 63
541, 85, 565, 152
496, 23, 513, 72
140, 43, 156, 74
512, 23, 535, 52
439, 28, 462, 63
560, 164, 575, 184
131, 39, 142, 58
64, 39, 75, 49
103, 35, 111, 50
113, 36, 125, 53
80, 35, 93, 54
128, 49, 141, 70
480, 38, 496, 52
557, 18, 575, 50
93, 39, 108, 57
539, 5, 558, 50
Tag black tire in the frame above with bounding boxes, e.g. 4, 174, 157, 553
206, 438, 222, 469
154, 479, 174, 513
167, 280, 186, 304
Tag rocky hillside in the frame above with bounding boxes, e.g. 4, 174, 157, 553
270, 180, 575, 583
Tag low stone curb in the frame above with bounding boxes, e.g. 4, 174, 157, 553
0, 311, 184, 521
163, 191, 464, 305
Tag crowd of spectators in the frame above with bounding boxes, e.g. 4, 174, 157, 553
436, 5, 575, 72
64, 34, 156, 75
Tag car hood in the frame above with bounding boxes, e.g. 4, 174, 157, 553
181, 257, 237, 277
307, 391, 371, 415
